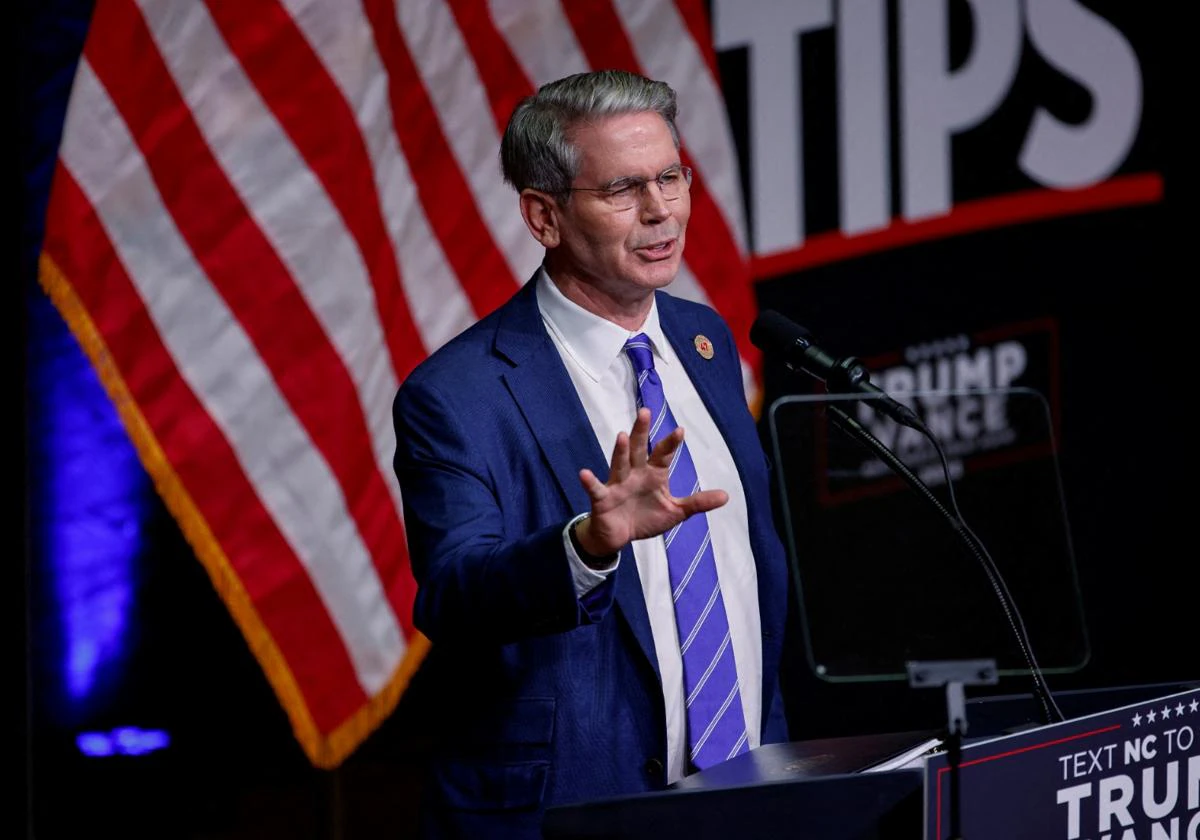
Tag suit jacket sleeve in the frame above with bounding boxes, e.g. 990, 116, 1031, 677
393, 373, 615, 646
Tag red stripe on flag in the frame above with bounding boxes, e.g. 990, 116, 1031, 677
87, 0, 415, 636
445, 0, 537, 137
207, 0, 428, 380
562, 1, 761, 374
361, 0, 522, 316
43, 164, 370, 736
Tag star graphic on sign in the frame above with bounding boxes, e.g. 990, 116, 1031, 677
1177, 703, 1186, 716
1191, 699, 1199, 713
1162, 706, 1172, 719
1132, 712, 1142, 726
1147, 709, 1157, 723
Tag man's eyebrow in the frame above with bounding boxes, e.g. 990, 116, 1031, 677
599, 165, 682, 190
598, 174, 643, 190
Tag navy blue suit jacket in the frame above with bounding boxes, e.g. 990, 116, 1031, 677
392, 278, 790, 838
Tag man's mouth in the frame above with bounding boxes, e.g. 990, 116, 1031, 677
636, 238, 677, 259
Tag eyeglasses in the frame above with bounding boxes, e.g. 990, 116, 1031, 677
567, 165, 693, 210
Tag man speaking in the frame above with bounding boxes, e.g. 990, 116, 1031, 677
392, 68, 791, 839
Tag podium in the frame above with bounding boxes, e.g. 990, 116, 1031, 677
541, 735, 925, 840
542, 682, 1197, 840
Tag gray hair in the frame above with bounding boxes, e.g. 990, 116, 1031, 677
499, 69, 680, 200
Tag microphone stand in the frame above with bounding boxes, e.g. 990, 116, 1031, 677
905, 658, 997, 840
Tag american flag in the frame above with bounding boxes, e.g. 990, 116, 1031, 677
38, 0, 758, 768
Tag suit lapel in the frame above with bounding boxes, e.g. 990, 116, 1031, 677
496, 295, 601, 516
495, 279, 661, 682
658, 296, 756, 475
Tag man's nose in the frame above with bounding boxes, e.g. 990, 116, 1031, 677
638, 182, 671, 220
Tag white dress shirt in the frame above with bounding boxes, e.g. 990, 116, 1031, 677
535, 268, 763, 784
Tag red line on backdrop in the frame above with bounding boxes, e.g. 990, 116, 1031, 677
752, 173, 1163, 280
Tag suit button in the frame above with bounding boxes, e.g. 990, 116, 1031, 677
643, 758, 663, 778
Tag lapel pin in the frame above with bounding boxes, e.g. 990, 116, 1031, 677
694, 335, 714, 360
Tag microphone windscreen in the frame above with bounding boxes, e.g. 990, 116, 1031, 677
750, 309, 810, 353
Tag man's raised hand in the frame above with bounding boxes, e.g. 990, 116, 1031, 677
574, 408, 727, 557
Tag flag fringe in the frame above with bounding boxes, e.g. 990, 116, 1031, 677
36, 251, 430, 768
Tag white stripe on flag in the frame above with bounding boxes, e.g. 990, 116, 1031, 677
138, 0, 405, 519
488, 0, 590, 88
61, 60, 404, 695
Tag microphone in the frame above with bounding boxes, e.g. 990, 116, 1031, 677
750, 310, 923, 430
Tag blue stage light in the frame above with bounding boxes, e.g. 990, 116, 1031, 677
29, 290, 150, 716
75, 727, 170, 757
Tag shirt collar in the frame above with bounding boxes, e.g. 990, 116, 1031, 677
535, 267, 670, 382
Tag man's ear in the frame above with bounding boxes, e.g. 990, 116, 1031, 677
519, 189, 561, 248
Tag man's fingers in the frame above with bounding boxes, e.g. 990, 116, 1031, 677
608, 431, 631, 483
649, 426, 684, 467
579, 468, 607, 500
628, 408, 651, 466
678, 488, 729, 517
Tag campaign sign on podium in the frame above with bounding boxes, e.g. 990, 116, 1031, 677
924, 687, 1200, 839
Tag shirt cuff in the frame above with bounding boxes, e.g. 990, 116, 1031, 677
563, 512, 619, 596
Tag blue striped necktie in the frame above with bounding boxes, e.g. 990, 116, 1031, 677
624, 333, 749, 771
